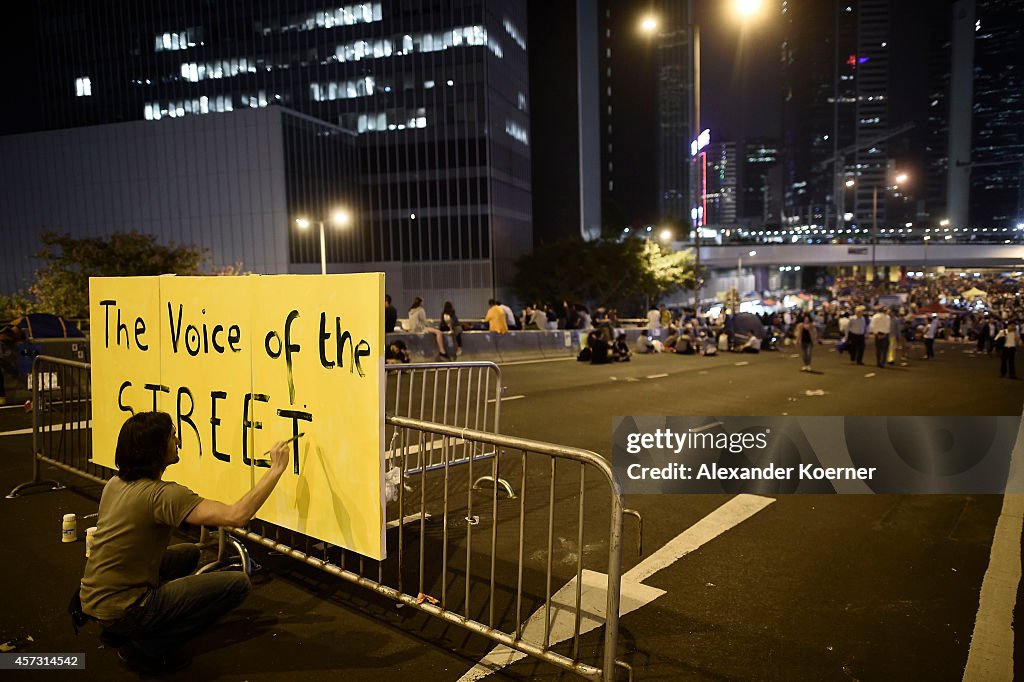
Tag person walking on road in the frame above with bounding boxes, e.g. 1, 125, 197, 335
869, 306, 892, 368
847, 306, 868, 365
796, 313, 819, 372
997, 320, 1018, 379
923, 313, 939, 359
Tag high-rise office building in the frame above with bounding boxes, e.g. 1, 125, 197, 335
926, 0, 1022, 230
0, 1, 531, 312
739, 139, 780, 222
968, 0, 1024, 228
705, 141, 737, 226
781, 1, 893, 228
653, 1, 693, 226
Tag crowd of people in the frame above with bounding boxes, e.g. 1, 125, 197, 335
383, 273, 1020, 377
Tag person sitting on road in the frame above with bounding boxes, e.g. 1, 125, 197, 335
385, 339, 411, 364
586, 327, 611, 364
78, 412, 291, 675
612, 333, 632, 362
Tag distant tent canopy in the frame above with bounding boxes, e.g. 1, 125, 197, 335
960, 287, 987, 300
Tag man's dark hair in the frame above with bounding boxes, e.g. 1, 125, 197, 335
385, 294, 392, 304
115, 411, 173, 481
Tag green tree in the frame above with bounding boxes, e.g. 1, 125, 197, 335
30, 232, 205, 318
513, 237, 695, 315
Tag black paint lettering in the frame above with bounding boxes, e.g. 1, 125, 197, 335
176, 387, 200, 456
134, 317, 148, 351
354, 340, 371, 377
211, 325, 225, 353
277, 409, 312, 474
228, 325, 241, 352
243, 393, 270, 466
168, 302, 184, 353
336, 319, 353, 369
143, 383, 169, 411
210, 391, 228, 463
265, 331, 282, 358
319, 313, 334, 369
100, 300, 116, 349
185, 325, 201, 356
284, 310, 301, 405
117, 381, 134, 414
116, 307, 130, 348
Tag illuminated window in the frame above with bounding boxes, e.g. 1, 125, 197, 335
75, 77, 92, 97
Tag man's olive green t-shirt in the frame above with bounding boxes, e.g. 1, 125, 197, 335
80, 476, 201, 620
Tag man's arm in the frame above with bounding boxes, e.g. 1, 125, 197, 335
185, 439, 290, 528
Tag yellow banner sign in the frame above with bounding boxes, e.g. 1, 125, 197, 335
89, 274, 385, 559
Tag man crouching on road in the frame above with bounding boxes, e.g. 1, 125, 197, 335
79, 411, 290, 674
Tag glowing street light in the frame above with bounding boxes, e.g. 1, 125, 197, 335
296, 209, 352, 275
734, 0, 764, 18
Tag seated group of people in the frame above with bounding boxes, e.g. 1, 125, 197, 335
577, 326, 632, 364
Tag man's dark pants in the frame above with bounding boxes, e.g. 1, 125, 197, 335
1001, 347, 1017, 378
105, 544, 251, 658
875, 334, 889, 368
848, 333, 865, 364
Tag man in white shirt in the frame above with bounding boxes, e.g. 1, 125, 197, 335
923, 314, 939, 359
498, 301, 517, 330
846, 306, 868, 365
868, 306, 892, 368
646, 306, 662, 338
998, 320, 1018, 379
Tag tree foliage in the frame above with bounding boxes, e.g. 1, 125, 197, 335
513, 237, 696, 314
29, 232, 205, 318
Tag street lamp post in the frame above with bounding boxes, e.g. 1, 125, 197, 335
296, 210, 351, 275
643, 1, 763, 315
689, 0, 702, 316
870, 172, 907, 288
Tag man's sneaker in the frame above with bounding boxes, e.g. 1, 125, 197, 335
456, 347, 463, 356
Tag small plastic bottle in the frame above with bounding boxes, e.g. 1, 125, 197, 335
62, 513, 77, 543
85, 526, 98, 557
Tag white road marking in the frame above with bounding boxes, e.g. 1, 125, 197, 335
645, 373, 669, 379
735, 361, 750, 366
962, 411, 1024, 682
456, 494, 774, 681
624, 494, 775, 583
498, 357, 576, 367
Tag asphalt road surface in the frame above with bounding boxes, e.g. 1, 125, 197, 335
0, 338, 1021, 681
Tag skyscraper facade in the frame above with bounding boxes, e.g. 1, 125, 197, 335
969, 0, 1024, 228
3, 0, 531, 310
781, 0, 903, 229
739, 139, 780, 222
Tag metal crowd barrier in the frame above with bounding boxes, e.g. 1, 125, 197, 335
236, 416, 626, 680
11, 356, 631, 680
386, 361, 513, 497
7, 356, 103, 498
